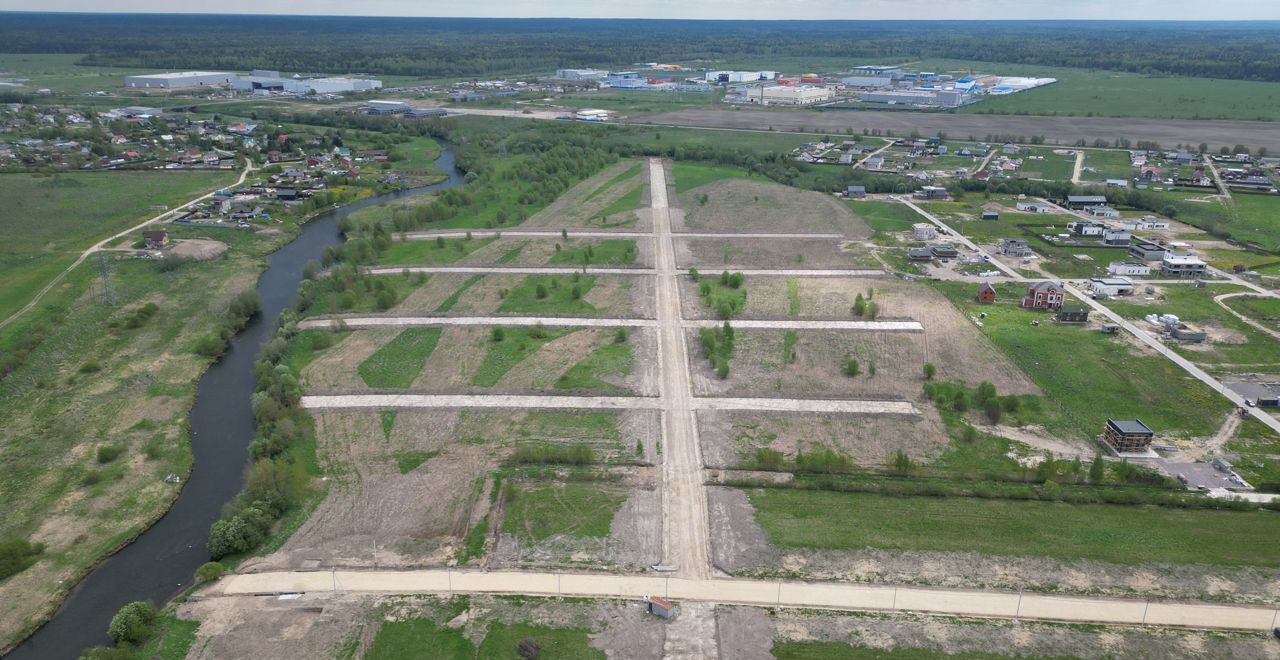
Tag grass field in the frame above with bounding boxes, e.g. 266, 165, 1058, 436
936, 57, 1280, 123
496, 275, 599, 315
0, 53, 159, 94
357, 328, 442, 388
378, 237, 495, 265
1080, 149, 1134, 182
1104, 284, 1280, 367
848, 200, 920, 237
1222, 194, 1280, 252
366, 617, 601, 660
672, 161, 751, 194
1223, 296, 1280, 331
501, 481, 625, 541
547, 239, 637, 266
1019, 147, 1076, 181
746, 489, 1280, 567
0, 170, 237, 322
470, 326, 569, 387
932, 281, 1231, 439
597, 123, 816, 155
555, 339, 633, 391
584, 162, 642, 201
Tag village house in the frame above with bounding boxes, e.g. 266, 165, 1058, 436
976, 283, 997, 303
142, 230, 168, 249
1055, 304, 1090, 324
1108, 261, 1151, 276
1102, 228, 1132, 246
1016, 201, 1052, 213
1021, 281, 1065, 310
1088, 278, 1135, 297
1000, 238, 1034, 257
911, 223, 937, 240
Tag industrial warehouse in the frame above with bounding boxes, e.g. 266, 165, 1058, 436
124, 69, 382, 94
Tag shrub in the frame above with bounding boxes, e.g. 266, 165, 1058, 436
961, 424, 978, 444
984, 398, 1003, 424
727, 272, 745, 289
890, 449, 916, 476
374, 288, 396, 310
716, 360, 730, 379
613, 328, 628, 344
841, 353, 860, 377
951, 391, 969, 412
688, 267, 699, 281
107, 601, 157, 645
528, 322, 548, 340
96, 445, 121, 463
0, 537, 45, 581
79, 360, 102, 374
754, 448, 785, 471
81, 471, 102, 486
534, 284, 548, 299
491, 327, 506, 342
570, 285, 581, 300
923, 363, 936, 380
195, 561, 226, 583
975, 381, 997, 405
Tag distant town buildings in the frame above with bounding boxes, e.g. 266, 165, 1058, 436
124, 69, 381, 94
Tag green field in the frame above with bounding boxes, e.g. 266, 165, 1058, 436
939, 57, 1280, 123
357, 328, 442, 388
367, 618, 601, 660
932, 281, 1231, 439
378, 236, 495, 265
747, 489, 1280, 567
469, 326, 569, 387
584, 162, 642, 201
1105, 284, 1280, 367
0, 170, 237, 321
0, 53, 160, 95
547, 239, 637, 266
555, 339, 633, 391
1223, 295, 1280, 332
496, 275, 599, 315
1079, 149, 1134, 182
1222, 194, 1280, 252
671, 161, 752, 193
1018, 147, 1076, 181
848, 200, 920, 236
501, 481, 625, 541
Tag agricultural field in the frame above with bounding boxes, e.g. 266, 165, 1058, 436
0, 170, 237, 322
0, 53, 159, 95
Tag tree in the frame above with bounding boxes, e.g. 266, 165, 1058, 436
107, 601, 157, 645
951, 390, 968, 412
923, 363, 936, 380
890, 449, 915, 475
975, 381, 997, 405
534, 284, 548, 299
866, 301, 879, 320
961, 424, 978, 444
436, 236, 446, 248
196, 561, 225, 583
853, 293, 866, 317
984, 398, 1003, 424
1089, 452, 1106, 483
374, 288, 396, 310
491, 327, 505, 342
716, 360, 730, 379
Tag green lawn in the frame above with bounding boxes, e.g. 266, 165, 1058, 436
0, 170, 236, 321
477, 622, 603, 660
848, 200, 920, 235
932, 281, 1231, 439
470, 326, 568, 387
357, 328, 442, 388
366, 619, 474, 660
746, 489, 1280, 567
547, 239, 637, 266
672, 161, 751, 193
596, 183, 644, 218
497, 275, 599, 315
1104, 284, 1280, 366
1019, 147, 1076, 181
1080, 149, 1134, 182
1223, 194, 1280, 252
378, 237, 495, 265
1223, 296, 1280, 332
501, 481, 625, 541
555, 339, 633, 391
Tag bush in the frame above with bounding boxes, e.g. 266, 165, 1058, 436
716, 360, 730, 379
81, 471, 102, 486
96, 445, 121, 463
534, 284, 548, 299
754, 448, 785, 471
0, 537, 45, 581
984, 398, 1003, 424
374, 288, 396, 310
923, 363, 937, 380
491, 327, 505, 342
613, 328, 628, 344
195, 561, 225, 583
79, 360, 102, 374
107, 601, 157, 645
528, 322, 548, 339
890, 449, 916, 476
841, 354, 860, 377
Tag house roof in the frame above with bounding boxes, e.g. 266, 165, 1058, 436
1067, 195, 1108, 203
978, 283, 996, 293
1025, 281, 1062, 293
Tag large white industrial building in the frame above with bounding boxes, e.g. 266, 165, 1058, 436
760, 85, 834, 106
124, 71, 236, 89
863, 88, 969, 107
555, 69, 607, 81
705, 70, 779, 84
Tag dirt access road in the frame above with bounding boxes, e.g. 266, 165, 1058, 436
297, 316, 924, 332
644, 109, 1280, 152
651, 157, 711, 579
216, 568, 1280, 633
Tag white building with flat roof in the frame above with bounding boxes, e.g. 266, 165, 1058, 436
125, 71, 236, 89
760, 85, 834, 106
555, 69, 607, 81
1108, 261, 1151, 276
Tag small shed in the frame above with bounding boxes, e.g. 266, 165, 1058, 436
1101, 323, 1120, 334
1055, 304, 1090, 324
976, 283, 997, 303
981, 210, 999, 221
646, 596, 675, 619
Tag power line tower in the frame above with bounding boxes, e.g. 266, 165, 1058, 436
97, 252, 117, 306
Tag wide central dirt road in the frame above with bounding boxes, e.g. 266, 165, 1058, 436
650, 158, 713, 580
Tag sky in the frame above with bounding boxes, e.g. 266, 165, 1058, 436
2, 0, 1280, 20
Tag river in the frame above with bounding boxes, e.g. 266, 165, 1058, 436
6, 142, 462, 660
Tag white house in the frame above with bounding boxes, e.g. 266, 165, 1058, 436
1108, 261, 1151, 276
911, 223, 937, 241
1088, 277, 1136, 297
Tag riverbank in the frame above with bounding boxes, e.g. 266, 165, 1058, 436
1, 144, 462, 658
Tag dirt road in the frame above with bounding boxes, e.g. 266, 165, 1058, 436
0, 159, 255, 331
297, 316, 924, 332
650, 158, 714, 580
1070, 149, 1085, 184
366, 265, 652, 276
216, 569, 1280, 633
396, 230, 845, 240
643, 109, 1280, 152
1214, 291, 1280, 341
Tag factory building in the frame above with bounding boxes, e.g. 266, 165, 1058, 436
555, 69, 608, 81
705, 70, 779, 84
230, 75, 381, 94
759, 85, 834, 106
862, 89, 968, 107
125, 71, 236, 89
366, 100, 410, 115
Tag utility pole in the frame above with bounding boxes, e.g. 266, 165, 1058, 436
97, 253, 117, 306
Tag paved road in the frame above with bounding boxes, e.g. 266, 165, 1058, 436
898, 198, 1022, 279
297, 316, 924, 332
299, 393, 920, 415
650, 158, 713, 580
0, 159, 254, 330
217, 569, 1280, 633
397, 230, 846, 240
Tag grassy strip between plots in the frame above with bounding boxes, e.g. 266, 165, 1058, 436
378, 236, 495, 265
436, 274, 482, 312
357, 328, 442, 388
501, 481, 625, 541
671, 161, 751, 194
368, 619, 602, 660
746, 489, 1280, 567
584, 162, 642, 202
555, 336, 633, 391
547, 239, 637, 266
496, 275, 598, 315
470, 326, 569, 387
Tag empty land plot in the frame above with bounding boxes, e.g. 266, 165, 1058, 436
1080, 148, 1135, 182
847, 200, 921, 238
698, 410, 949, 469
496, 273, 644, 317
1104, 284, 1280, 367
300, 328, 403, 390
676, 237, 877, 270
689, 328, 1033, 400
1019, 148, 1077, 181
706, 487, 1280, 602
522, 159, 650, 229
675, 178, 871, 237
1223, 295, 1280, 332
245, 410, 496, 570
378, 236, 497, 265
493, 327, 652, 396
358, 328, 442, 388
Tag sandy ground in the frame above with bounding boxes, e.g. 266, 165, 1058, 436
169, 238, 227, 260
676, 237, 878, 270
645, 108, 1280, 152
698, 410, 949, 469
300, 328, 400, 390
675, 178, 869, 238
707, 486, 1280, 605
